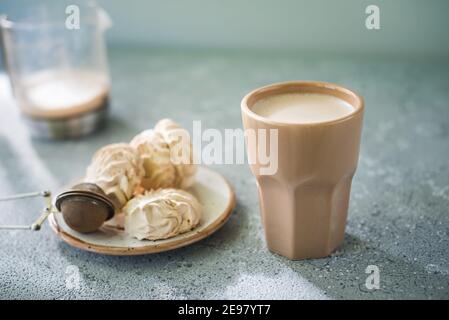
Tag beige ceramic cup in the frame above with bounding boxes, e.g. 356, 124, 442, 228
241, 81, 364, 260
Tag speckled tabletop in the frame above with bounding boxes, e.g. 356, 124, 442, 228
0, 48, 448, 299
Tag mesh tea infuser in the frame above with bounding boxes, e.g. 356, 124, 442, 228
0, 183, 115, 233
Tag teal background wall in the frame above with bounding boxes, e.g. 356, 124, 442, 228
1, 0, 449, 58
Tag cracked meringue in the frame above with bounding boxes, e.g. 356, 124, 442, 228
130, 129, 177, 190
85, 143, 144, 209
123, 188, 202, 240
131, 119, 196, 190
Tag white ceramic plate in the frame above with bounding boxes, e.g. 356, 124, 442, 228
49, 166, 235, 255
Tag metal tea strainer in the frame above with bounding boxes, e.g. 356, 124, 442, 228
0, 183, 116, 233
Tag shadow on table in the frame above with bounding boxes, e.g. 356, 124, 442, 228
55, 197, 249, 297
276, 233, 449, 299
53, 195, 449, 299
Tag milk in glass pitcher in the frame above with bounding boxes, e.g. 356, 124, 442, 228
0, 1, 112, 138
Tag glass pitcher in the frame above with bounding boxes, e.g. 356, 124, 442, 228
0, 0, 112, 139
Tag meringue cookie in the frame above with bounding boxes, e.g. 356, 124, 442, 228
154, 119, 197, 189
130, 129, 177, 189
85, 143, 144, 209
130, 119, 196, 190
124, 189, 202, 240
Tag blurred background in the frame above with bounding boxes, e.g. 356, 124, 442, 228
1, 0, 449, 59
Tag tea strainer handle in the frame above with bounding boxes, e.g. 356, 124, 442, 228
0, 190, 53, 230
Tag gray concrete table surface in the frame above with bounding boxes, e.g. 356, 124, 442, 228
0, 48, 448, 299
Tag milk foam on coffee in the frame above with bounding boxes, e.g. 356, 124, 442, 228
22, 69, 108, 110
252, 93, 354, 124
